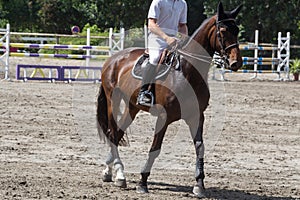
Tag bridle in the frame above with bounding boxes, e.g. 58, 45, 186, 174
215, 18, 239, 61
175, 17, 241, 66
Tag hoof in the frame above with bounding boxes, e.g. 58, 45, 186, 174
193, 185, 206, 199
136, 184, 149, 193
114, 179, 127, 188
102, 169, 112, 182
102, 173, 113, 182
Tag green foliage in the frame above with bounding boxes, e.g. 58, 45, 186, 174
0, 0, 299, 46
187, 0, 206, 34
125, 28, 145, 48
203, 0, 300, 44
290, 58, 300, 74
82, 23, 101, 34
0, 19, 8, 28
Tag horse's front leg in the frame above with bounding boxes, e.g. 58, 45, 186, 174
186, 112, 206, 198
136, 113, 169, 193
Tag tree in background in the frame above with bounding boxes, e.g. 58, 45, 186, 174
0, 0, 40, 32
0, 0, 299, 46
93, 0, 149, 30
203, 0, 300, 44
186, 0, 206, 35
37, 0, 86, 33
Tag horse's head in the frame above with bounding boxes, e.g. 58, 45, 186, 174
214, 2, 243, 71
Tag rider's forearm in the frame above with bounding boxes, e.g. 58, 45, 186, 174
148, 18, 169, 41
178, 23, 188, 36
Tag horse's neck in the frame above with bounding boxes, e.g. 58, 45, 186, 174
179, 19, 216, 85
189, 17, 216, 57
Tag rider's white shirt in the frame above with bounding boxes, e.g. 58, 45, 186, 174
147, 0, 187, 64
148, 0, 187, 36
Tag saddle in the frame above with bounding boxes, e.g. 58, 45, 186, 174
132, 49, 181, 80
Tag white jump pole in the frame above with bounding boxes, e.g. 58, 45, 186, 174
86, 28, 91, 67
120, 27, 125, 50
5, 24, 10, 80
277, 32, 282, 80
254, 30, 259, 72
286, 32, 290, 80
250, 30, 259, 79
109, 28, 113, 56
0, 24, 10, 80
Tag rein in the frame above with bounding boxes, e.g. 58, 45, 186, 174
177, 49, 211, 64
169, 17, 239, 66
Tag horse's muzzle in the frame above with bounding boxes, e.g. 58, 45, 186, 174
223, 57, 242, 72
229, 58, 243, 72
226, 46, 243, 72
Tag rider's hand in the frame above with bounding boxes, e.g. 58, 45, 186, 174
165, 36, 177, 47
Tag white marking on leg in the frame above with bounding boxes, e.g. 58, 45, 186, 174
111, 145, 126, 180
114, 161, 125, 180
102, 164, 112, 176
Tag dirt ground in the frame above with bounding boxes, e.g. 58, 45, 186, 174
0, 57, 299, 200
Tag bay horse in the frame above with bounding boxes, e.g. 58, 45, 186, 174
97, 2, 242, 198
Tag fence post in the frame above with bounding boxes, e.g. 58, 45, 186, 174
109, 28, 113, 56
109, 28, 125, 56
5, 24, 10, 80
250, 30, 259, 79
86, 28, 91, 67
277, 32, 290, 80
120, 28, 125, 50
0, 24, 10, 80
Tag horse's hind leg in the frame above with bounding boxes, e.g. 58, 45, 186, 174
102, 151, 114, 182
101, 89, 126, 187
118, 102, 139, 132
102, 99, 139, 188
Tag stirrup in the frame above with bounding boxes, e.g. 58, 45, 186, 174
137, 91, 154, 107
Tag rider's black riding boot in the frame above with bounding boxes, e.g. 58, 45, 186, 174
137, 62, 156, 106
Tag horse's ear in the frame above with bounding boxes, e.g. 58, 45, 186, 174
217, 2, 225, 20
230, 4, 243, 19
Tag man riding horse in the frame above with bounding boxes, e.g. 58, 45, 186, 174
137, 0, 188, 106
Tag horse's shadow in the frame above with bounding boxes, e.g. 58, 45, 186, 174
127, 181, 297, 200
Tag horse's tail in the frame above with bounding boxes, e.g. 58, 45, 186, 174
96, 84, 109, 143
96, 84, 130, 146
